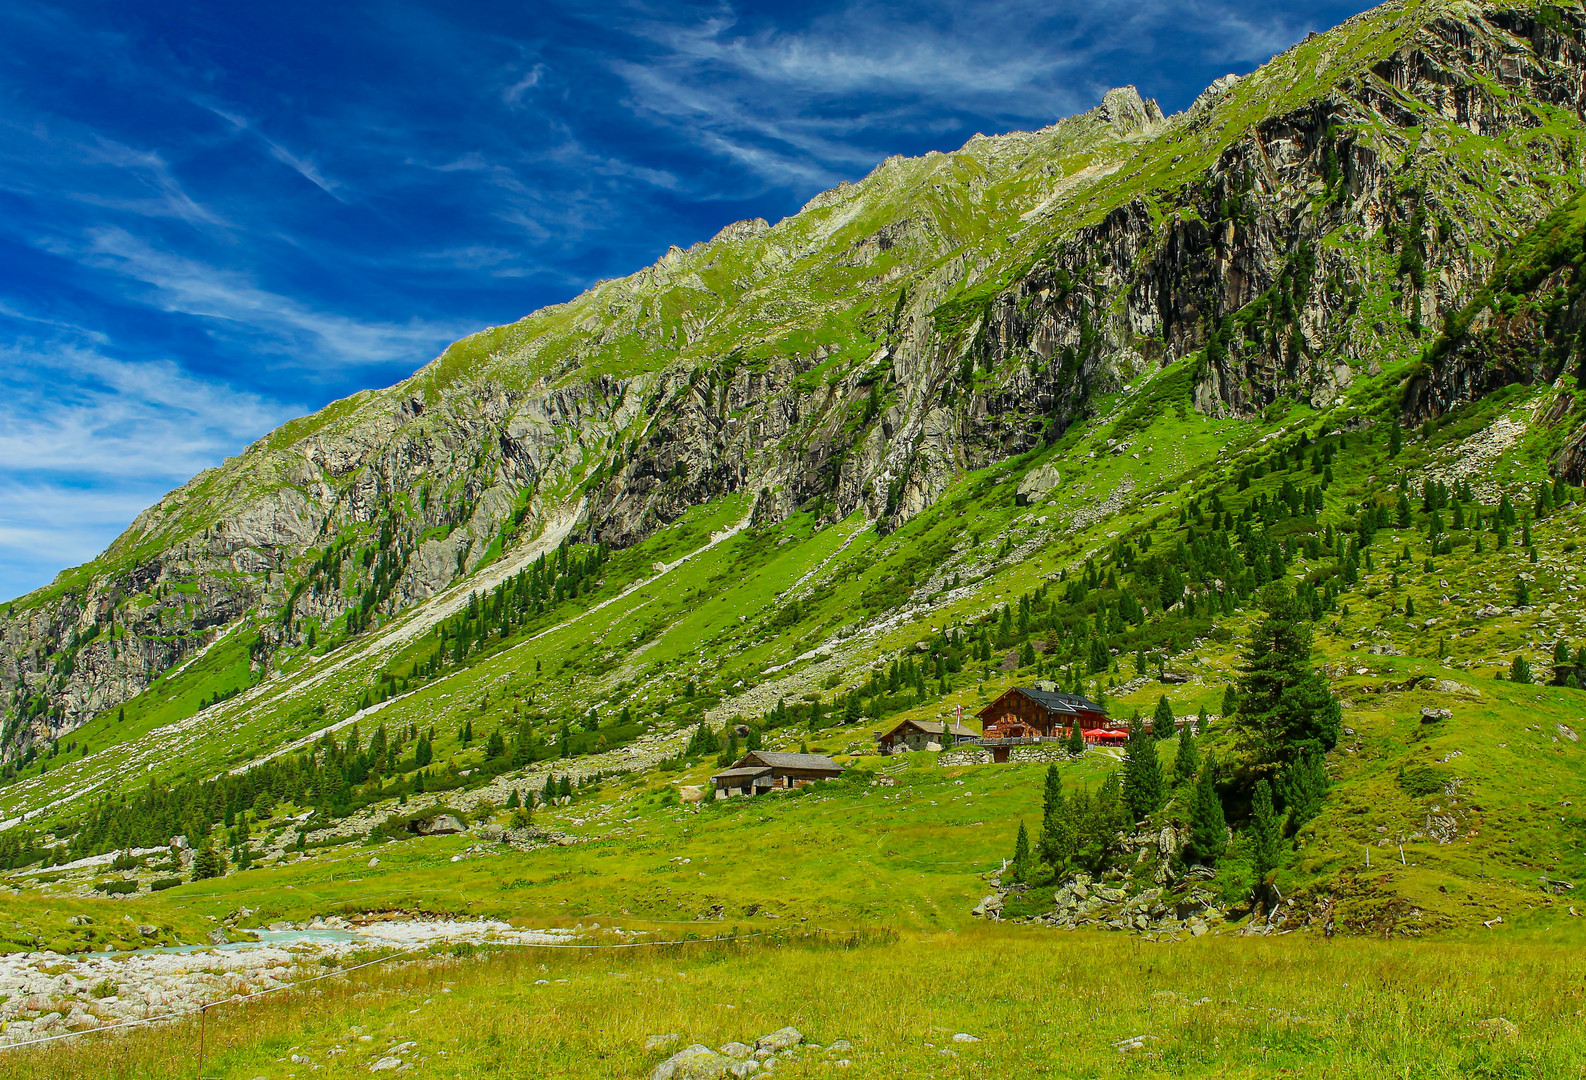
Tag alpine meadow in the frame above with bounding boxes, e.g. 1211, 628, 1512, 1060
6, 1, 1586, 1077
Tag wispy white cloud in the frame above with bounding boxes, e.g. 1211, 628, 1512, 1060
503, 63, 545, 106
0, 333, 303, 599
201, 103, 346, 200
42, 228, 474, 370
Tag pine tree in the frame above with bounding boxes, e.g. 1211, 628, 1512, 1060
190, 844, 225, 882
1251, 778, 1281, 895
1510, 654, 1533, 684
1011, 820, 1031, 882
1122, 713, 1163, 823
1279, 753, 1328, 833
1152, 695, 1175, 740
1067, 718, 1085, 755
1186, 751, 1226, 865
1404, 596, 1416, 618
558, 775, 573, 799
1038, 766, 1072, 868
541, 773, 556, 802
1235, 583, 1341, 766
506, 789, 520, 809
1388, 422, 1402, 458
1222, 684, 1238, 717
1173, 721, 1199, 784
1515, 578, 1531, 607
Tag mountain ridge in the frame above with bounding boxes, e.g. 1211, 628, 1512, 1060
3, 0, 1585, 785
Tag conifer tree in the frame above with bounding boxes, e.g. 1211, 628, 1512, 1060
1152, 695, 1175, 740
1173, 721, 1199, 785
1067, 718, 1085, 755
1279, 752, 1328, 832
1251, 778, 1281, 894
1122, 713, 1163, 823
1510, 654, 1533, 684
1011, 821, 1031, 882
1235, 583, 1341, 766
1038, 765, 1072, 868
1404, 596, 1416, 618
1186, 751, 1226, 865
1222, 684, 1238, 717
1515, 578, 1531, 607
1388, 422, 1402, 458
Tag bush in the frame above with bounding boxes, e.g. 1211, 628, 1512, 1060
93, 879, 138, 894
150, 877, 182, 892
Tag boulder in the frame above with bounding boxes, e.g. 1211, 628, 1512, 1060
1015, 464, 1061, 505
1420, 707, 1452, 724
755, 1028, 804, 1054
417, 814, 466, 836
971, 893, 1003, 919
680, 786, 706, 804
136, 924, 159, 938
478, 824, 505, 842
652, 1044, 731, 1080
719, 1043, 753, 1059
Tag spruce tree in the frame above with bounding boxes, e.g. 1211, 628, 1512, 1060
1186, 751, 1227, 865
1067, 718, 1085, 755
1251, 778, 1281, 894
1279, 752, 1328, 832
1122, 713, 1163, 823
1152, 695, 1175, 740
1515, 578, 1531, 608
1510, 654, 1533, 684
1011, 821, 1031, 882
1235, 583, 1341, 766
1038, 766, 1072, 868
1173, 721, 1198, 785
1222, 684, 1238, 717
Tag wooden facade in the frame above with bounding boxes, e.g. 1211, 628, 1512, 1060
711, 751, 844, 798
976, 686, 1109, 739
877, 718, 980, 754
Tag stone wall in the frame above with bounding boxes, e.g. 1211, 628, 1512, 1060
938, 747, 993, 767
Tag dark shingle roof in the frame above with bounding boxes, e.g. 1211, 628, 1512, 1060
988, 686, 1108, 716
741, 751, 843, 771
885, 719, 979, 738
712, 766, 773, 781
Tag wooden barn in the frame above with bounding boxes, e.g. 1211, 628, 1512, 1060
976, 685, 1109, 760
877, 718, 980, 754
711, 751, 844, 799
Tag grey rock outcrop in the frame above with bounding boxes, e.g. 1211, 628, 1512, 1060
5, 3, 1585, 755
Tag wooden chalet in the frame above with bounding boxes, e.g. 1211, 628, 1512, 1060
711, 751, 844, 799
877, 718, 980, 754
976, 685, 1114, 761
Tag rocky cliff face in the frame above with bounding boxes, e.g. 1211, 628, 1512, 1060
5, 0, 1586, 758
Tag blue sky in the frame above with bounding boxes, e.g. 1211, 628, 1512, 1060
0, 0, 1373, 600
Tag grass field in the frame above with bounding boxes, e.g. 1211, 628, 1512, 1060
10, 926, 1584, 1079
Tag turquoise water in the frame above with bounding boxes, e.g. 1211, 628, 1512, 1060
88, 925, 359, 959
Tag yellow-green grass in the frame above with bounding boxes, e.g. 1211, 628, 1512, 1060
9, 925, 1584, 1079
